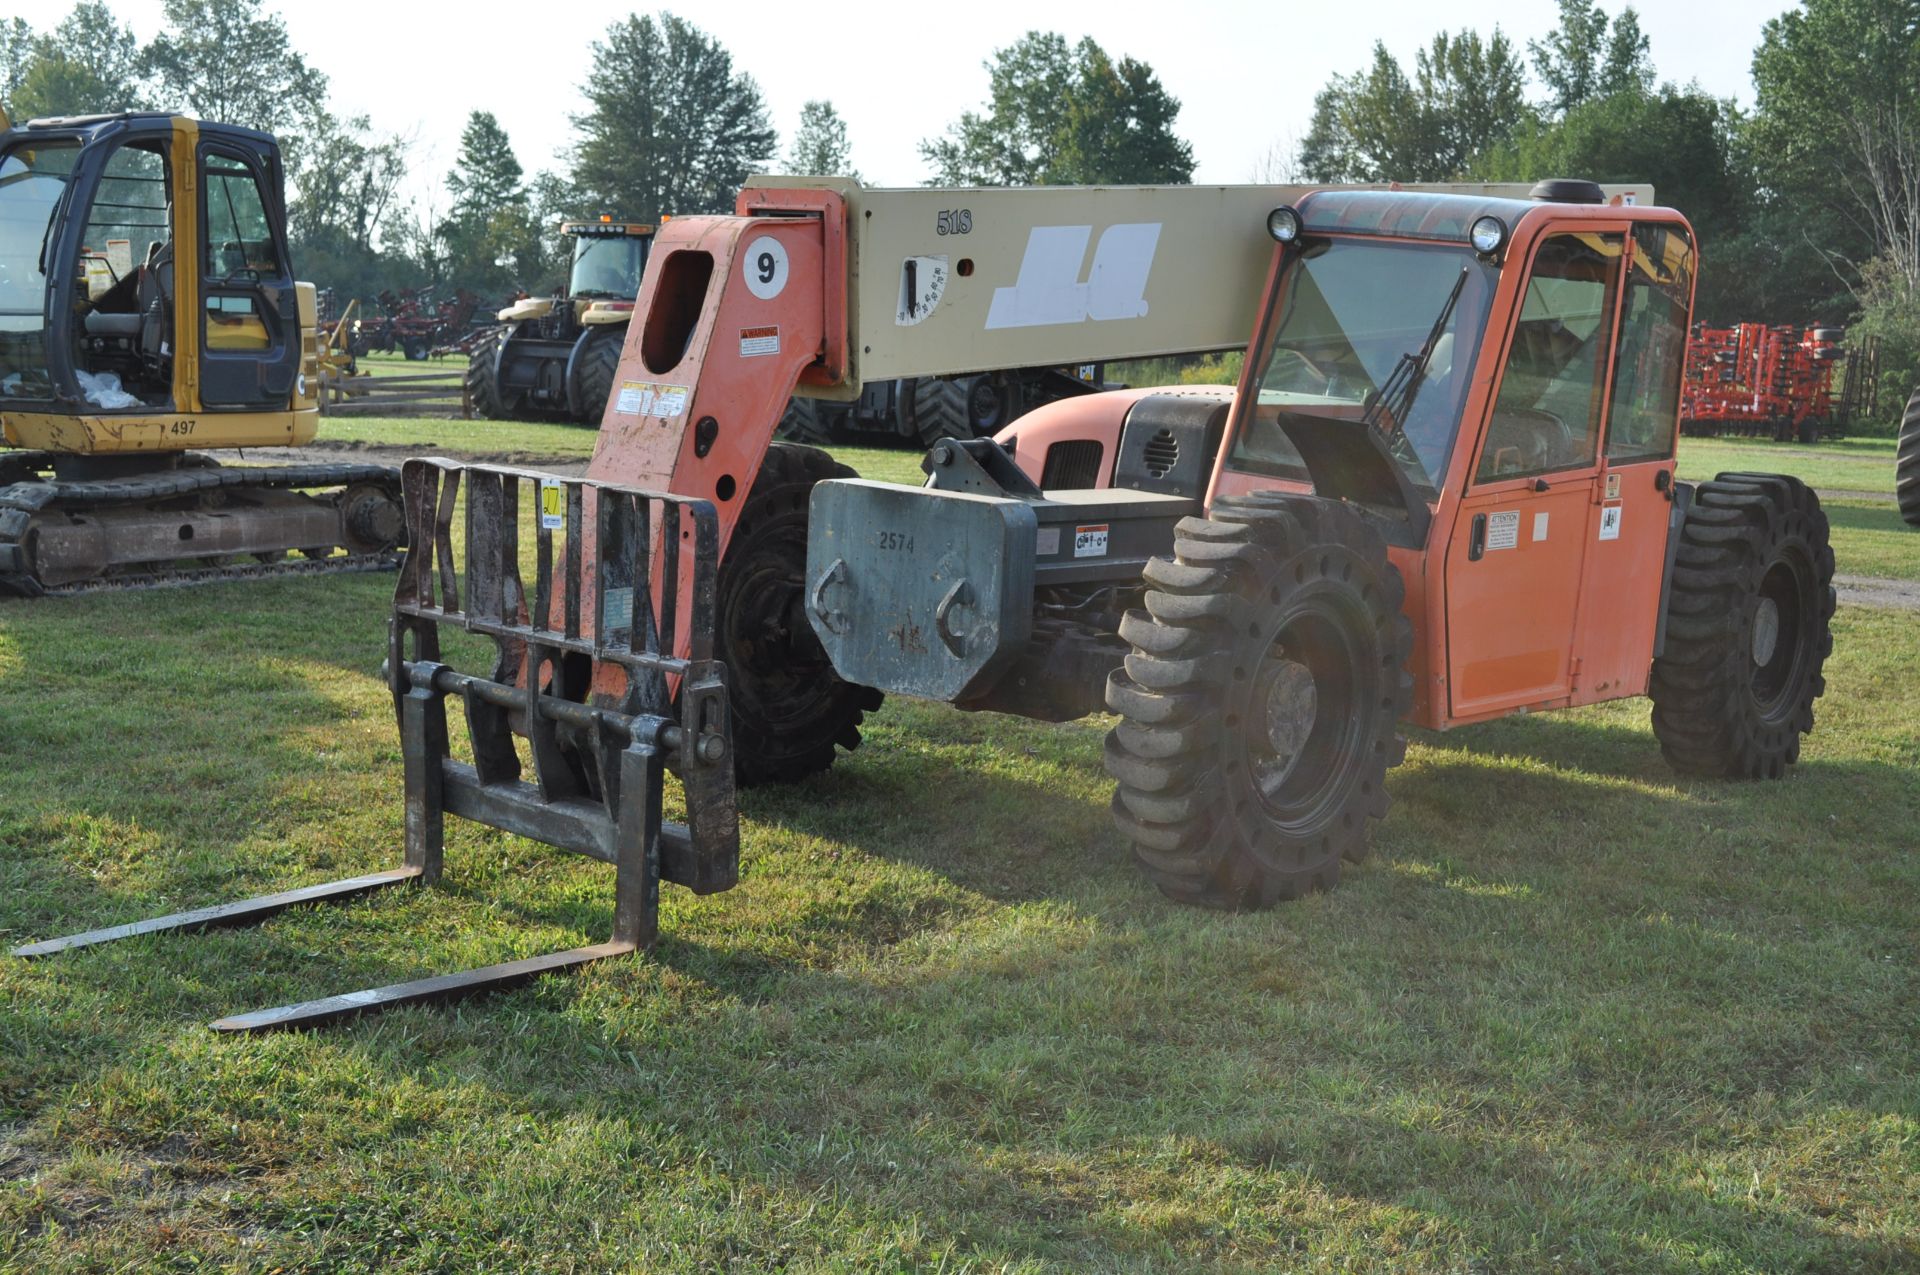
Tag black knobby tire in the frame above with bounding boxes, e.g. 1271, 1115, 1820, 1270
465, 327, 518, 420
1897, 386, 1920, 527
403, 336, 430, 361
717, 442, 885, 785
776, 397, 838, 446
910, 375, 1005, 447
1103, 492, 1414, 909
570, 327, 624, 426
1650, 472, 1835, 779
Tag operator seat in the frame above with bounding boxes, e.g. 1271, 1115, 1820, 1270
137, 232, 174, 365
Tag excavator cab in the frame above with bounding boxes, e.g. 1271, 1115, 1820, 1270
0, 113, 401, 595
0, 112, 306, 437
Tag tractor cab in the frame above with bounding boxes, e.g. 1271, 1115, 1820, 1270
563, 216, 653, 302
1208, 187, 1696, 725
0, 112, 308, 448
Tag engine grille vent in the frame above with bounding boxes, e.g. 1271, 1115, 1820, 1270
1142, 429, 1179, 478
1040, 440, 1102, 489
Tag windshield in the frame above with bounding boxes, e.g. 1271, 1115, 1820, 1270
0, 140, 81, 400
568, 233, 645, 299
1230, 238, 1496, 491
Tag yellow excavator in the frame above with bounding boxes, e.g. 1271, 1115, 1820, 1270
0, 108, 402, 595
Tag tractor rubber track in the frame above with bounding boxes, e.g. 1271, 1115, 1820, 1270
0, 456, 403, 598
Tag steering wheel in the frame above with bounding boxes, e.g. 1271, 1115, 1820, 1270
1485, 407, 1574, 475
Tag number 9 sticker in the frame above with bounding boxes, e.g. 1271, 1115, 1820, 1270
743, 235, 788, 300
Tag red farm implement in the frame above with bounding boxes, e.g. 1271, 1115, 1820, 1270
1680, 322, 1879, 442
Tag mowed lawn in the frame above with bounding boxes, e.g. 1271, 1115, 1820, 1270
1, 425, 1916, 1271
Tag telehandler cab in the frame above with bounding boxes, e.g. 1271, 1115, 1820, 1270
0, 110, 403, 594
14, 176, 1837, 1029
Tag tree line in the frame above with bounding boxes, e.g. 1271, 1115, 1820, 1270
1296, 0, 1920, 414
2, 0, 1913, 416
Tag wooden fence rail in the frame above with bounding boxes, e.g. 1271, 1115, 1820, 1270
319, 367, 472, 418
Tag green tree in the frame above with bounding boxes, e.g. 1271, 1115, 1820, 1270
447, 112, 525, 224
571, 13, 775, 221
1299, 30, 1529, 182
1600, 8, 1656, 98
1056, 42, 1194, 183
787, 99, 859, 180
920, 32, 1193, 185
1475, 85, 1744, 233
1749, 0, 1920, 414
1532, 0, 1608, 116
439, 111, 543, 298
1750, 0, 1920, 296
1, 18, 36, 116
286, 112, 414, 302
10, 4, 145, 120
141, 0, 327, 138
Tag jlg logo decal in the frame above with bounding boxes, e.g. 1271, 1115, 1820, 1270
985, 223, 1161, 330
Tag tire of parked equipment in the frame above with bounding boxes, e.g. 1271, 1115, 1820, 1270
570, 327, 624, 426
1103, 491, 1414, 909
1898, 386, 1920, 527
1649, 472, 1835, 779
715, 442, 886, 785
465, 328, 519, 420
776, 397, 839, 446
403, 336, 430, 361
911, 375, 1006, 446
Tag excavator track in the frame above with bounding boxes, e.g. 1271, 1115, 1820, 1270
0, 453, 405, 598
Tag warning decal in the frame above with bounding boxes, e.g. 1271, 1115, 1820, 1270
1486, 510, 1520, 551
614, 381, 691, 417
1074, 523, 1110, 558
1599, 505, 1623, 540
740, 325, 779, 357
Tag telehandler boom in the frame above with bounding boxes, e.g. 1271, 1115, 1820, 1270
19, 175, 1836, 1029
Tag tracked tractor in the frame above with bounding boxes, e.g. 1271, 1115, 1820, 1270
464, 215, 652, 424
0, 110, 403, 595
22, 176, 1841, 1029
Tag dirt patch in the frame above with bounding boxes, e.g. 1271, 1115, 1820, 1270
0, 1122, 53, 1183
1836, 574, 1920, 611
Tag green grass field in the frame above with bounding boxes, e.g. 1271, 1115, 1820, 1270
2, 423, 1915, 1271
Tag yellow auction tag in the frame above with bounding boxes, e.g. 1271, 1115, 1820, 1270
539, 479, 565, 530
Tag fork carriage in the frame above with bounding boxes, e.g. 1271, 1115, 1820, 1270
11, 458, 740, 1031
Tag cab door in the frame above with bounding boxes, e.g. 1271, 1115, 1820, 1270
1572, 223, 1695, 701
196, 142, 299, 409
1444, 229, 1624, 720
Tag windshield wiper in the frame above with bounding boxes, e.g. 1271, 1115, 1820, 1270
1361, 267, 1468, 436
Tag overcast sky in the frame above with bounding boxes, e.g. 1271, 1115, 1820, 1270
16, 0, 1778, 211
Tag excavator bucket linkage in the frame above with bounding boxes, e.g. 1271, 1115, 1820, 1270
11, 458, 738, 1031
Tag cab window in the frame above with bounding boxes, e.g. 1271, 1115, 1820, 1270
80, 141, 169, 300
203, 154, 280, 278
1476, 232, 1623, 482
1604, 224, 1693, 463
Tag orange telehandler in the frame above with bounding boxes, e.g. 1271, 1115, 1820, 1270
16, 176, 1836, 1029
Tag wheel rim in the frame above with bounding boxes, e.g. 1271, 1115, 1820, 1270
1750, 551, 1810, 718
966, 379, 1003, 432
1234, 594, 1370, 836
